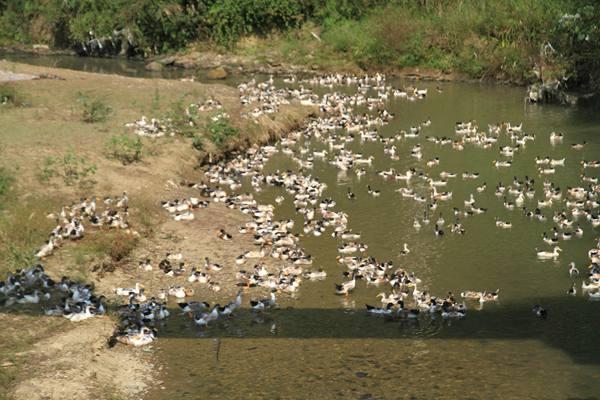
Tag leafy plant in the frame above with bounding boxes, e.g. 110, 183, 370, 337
206, 116, 238, 149
38, 151, 97, 187
77, 92, 112, 123
105, 135, 143, 164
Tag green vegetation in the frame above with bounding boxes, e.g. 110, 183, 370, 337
0, 167, 14, 200
206, 116, 238, 149
38, 151, 97, 187
0, 1, 598, 89
165, 98, 201, 137
105, 135, 143, 164
0, 83, 26, 107
77, 92, 112, 123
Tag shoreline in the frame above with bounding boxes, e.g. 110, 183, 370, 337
0, 61, 315, 399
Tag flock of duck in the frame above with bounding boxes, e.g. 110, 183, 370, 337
2, 72, 599, 347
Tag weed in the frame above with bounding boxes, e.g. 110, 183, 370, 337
206, 116, 238, 149
77, 92, 112, 123
37, 151, 97, 187
105, 135, 143, 164
165, 98, 200, 137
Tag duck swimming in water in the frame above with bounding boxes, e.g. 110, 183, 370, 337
532, 304, 547, 319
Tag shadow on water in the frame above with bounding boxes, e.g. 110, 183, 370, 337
2, 296, 598, 365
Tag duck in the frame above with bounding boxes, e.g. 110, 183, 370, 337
220, 291, 243, 316
138, 259, 153, 271
168, 286, 192, 298
367, 185, 381, 197
346, 188, 356, 200
116, 327, 156, 347
115, 282, 142, 296
567, 283, 577, 296
532, 304, 547, 319
218, 229, 232, 240
64, 305, 96, 322
303, 269, 327, 280
194, 305, 220, 326
589, 291, 600, 300
250, 291, 277, 310
178, 301, 210, 314
204, 257, 223, 272
35, 239, 56, 258
536, 246, 561, 260
495, 219, 512, 229
335, 275, 357, 295
399, 243, 410, 256
568, 262, 579, 277
365, 303, 394, 315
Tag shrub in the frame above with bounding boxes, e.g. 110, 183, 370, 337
105, 135, 143, 164
38, 151, 97, 187
77, 92, 112, 123
206, 116, 238, 149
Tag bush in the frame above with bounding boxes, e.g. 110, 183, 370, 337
105, 135, 143, 164
208, 0, 306, 46
206, 116, 238, 149
77, 92, 112, 123
38, 151, 97, 187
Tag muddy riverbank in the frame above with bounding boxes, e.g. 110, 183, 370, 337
0, 61, 314, 399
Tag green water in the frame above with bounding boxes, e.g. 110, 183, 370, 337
151, 80, 600, 399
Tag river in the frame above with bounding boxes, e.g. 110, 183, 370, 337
5, 53, 599, 399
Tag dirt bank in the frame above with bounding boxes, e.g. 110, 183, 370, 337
0, 61, 315, 399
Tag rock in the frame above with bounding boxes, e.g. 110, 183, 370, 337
145, 61, 163, 72
173, 57, 198, 69
206, 67, 228, 80
158, 56, 176, 66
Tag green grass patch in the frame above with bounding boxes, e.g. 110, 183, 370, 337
105, 134, 143, 164
207, 116, 238, 149
77, 92, 112, 123
38, 151, 97, 187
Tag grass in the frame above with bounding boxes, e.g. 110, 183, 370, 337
38, 151, 97, 187
105, 135, 144, 164
207, 115, 238, 149
0, 83, 27, 107
0, 196, 59, 277
77, 92, 112, 123
0, 167, 14, 202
